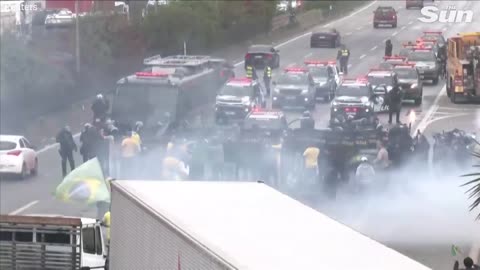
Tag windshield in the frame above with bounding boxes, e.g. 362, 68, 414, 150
336, 85, 370, 97
277, 73, 309, 85
394, 68, 418, 79
0, 141, 16, 151
244, 117, 285, 130
367, 75, 393, 86
113, 83, 178, 124
308, 67, 328, 77
219, 84, 253, 97
408, 51, 436, 61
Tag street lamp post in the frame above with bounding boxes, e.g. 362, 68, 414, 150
75, 0, 80, 73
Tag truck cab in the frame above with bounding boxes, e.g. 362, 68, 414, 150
0, 215, 106, 270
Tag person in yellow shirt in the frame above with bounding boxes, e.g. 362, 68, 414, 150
121, 135, 141, 178
162, 156, 189, 180
303, 145, 320, 183
102, 211, 111, 242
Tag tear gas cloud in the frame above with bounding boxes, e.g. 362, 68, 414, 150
313, 164, 480, 246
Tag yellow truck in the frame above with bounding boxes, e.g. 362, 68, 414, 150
446, 32, 480, 103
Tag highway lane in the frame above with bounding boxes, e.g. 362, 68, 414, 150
2, 1, 480, 268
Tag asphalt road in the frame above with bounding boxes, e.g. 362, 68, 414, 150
1, 1, 479, 269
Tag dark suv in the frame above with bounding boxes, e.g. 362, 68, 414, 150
373, 6, 397, 28
406, 0, 424, 9
244, 45, 280, 70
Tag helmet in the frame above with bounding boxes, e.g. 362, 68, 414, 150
96, 94, 103, 99
360, 156, 368, 162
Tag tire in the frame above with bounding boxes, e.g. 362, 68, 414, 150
19, 163, 28, 180
373, 23, 378, 28
432, 77, 439, 85
392, 23, 397, 28
31, 159, 38, 176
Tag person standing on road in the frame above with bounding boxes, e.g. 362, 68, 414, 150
373, 140, 390, 171
303, 145, 320, 184
263, 64, 272, 96
385, 39, 393, 57
120, 133, 141, 178
80, 123, 96, 163
387, 84, 404, 124
454, 257, 480, 270
91, 94, 110, 122
337, 44, 350, 75
56, 126, 77, 177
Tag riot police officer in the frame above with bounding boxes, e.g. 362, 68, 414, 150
337, 44, 350, 74
300, 111, 315, 129
245, 65, 257, 80
385, 39, 393, 57
388, 85, 404, 124
263, 65, 272, 96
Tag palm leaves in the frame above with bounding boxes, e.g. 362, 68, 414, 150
461, 150, 480, 220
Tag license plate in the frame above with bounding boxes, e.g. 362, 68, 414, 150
346, 112, 356, 116
318, 36, 326, 39
255, 55, 263, 59
286, 96, 296, 100
225, 111, 236, 115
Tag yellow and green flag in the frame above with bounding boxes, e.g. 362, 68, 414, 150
55, 158, 110, 205
451, 244, 462, 256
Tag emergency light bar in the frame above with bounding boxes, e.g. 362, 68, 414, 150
383, 56, 406, 60
135, 72, 169, 77
423, 31, 442, 35
228, 77, 252, 83
285, 67, 308, 72
304, 60, 336, 66
392, 63, 416, 68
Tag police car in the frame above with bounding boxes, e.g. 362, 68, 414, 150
393, 63, 423, 105
304, 60, 340, 101
330, 77, 376, 125
406, 46, 440, 84
366, 69, 399, 112
242, 110, 288, 140
272, 67, 315, 109
378, 56, 407, 70
215, 77, 266, 124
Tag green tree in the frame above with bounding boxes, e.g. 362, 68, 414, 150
462, 150, 480, 219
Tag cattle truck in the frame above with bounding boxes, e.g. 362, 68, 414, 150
109, 180, 432, 270
0, 215, 106, 270
446, 32, 480, 103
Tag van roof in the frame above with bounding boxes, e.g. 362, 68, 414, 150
113, 180, 432, 270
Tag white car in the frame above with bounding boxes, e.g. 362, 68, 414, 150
0, 135, 38, 179
45, 8, 75, 28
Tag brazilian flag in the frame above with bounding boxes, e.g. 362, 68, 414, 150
55, 158, 110, 205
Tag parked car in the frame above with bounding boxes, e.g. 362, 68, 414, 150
0, 135, 38, 179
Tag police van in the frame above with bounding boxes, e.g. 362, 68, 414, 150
112, 56, 223, 141
215, 78, 266, 124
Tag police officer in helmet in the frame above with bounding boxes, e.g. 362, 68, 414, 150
337, 44, 350, 75
245, 64, 258, 80
300, 111, 315, 129
263, 64, 272, 96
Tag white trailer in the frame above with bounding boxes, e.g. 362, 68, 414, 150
109, 180, 432, 270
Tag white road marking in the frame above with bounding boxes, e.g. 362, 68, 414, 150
9, 200, 39, 215
401, 26, 406, 30
38, 133, 80, 154
345, 32, 353, 36
408, 21, 413, 25
323, 1, 378, 27
411, 85, 446, 135
392, 31, 398, 36
304, 52, 313, 58
359, 54, 366, 59
370, 45, 378, 51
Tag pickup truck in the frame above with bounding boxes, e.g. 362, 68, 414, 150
0, 215, 107, 270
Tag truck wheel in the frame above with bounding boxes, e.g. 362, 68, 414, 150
19, 163, 27, 180
31, 159, 38, 176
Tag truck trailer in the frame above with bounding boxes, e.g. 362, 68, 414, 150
109, 180, 432, 270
